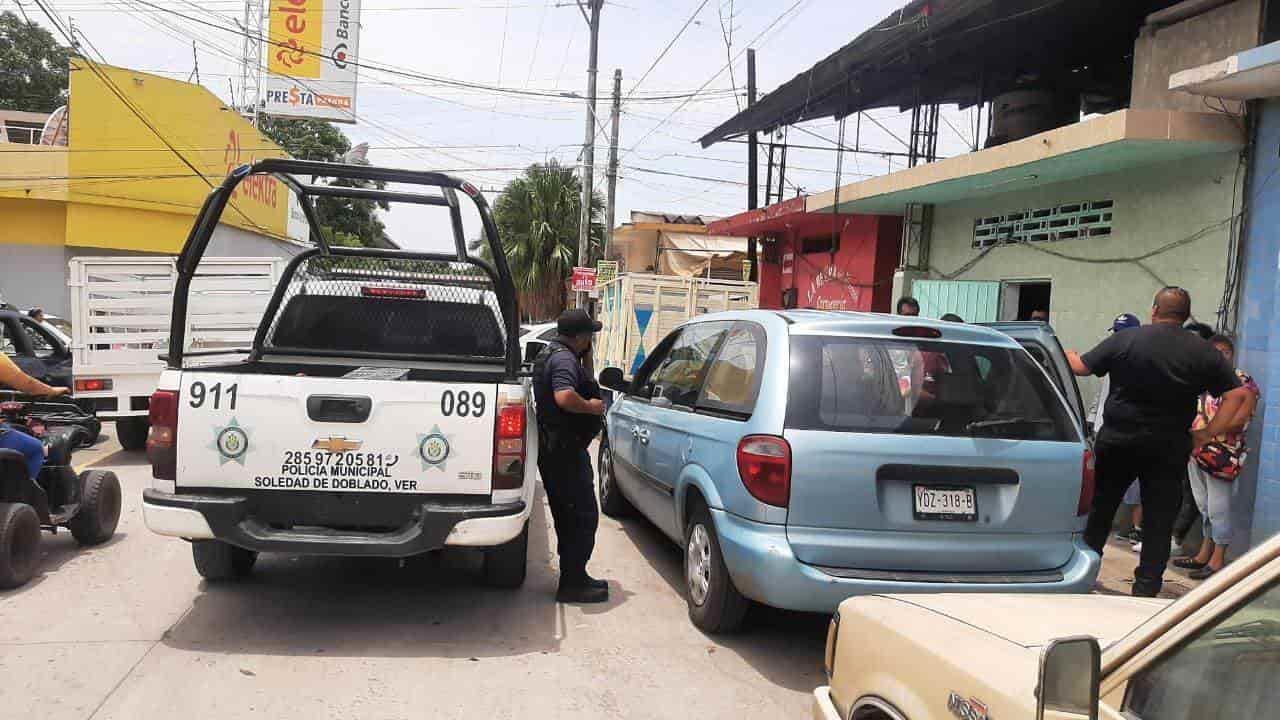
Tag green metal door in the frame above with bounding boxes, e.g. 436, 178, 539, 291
913, 280, 1000, 322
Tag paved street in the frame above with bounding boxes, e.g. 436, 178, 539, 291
0, 438, 826, 720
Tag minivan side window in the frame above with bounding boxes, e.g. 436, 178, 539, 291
698, 323, 764, 417
1124, 580, 1279, 720
650, 322, 730, 408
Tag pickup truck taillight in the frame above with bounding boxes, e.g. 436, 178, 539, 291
1078, 448, 1096, 516
147, 389, 179, 481
492, 400, 527, 490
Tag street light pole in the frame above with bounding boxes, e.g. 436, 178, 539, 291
575, 0, 602, 309
746, 48, 759, 283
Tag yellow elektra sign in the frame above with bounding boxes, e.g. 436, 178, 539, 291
268, 0, 323, 79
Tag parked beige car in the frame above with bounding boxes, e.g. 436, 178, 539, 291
815, 533, 1280, 720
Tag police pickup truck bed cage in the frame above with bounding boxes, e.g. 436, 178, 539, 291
168, 158, 520, 378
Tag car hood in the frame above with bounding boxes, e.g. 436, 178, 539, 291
881, 593, 1170, 648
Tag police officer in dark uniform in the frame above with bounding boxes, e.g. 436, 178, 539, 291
533, 309, 609, 603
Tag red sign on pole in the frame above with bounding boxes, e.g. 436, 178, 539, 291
571, 266, 598, 293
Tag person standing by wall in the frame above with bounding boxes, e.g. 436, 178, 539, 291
1174, 334, 1259, 579
532, 309, 609, 604
1167, 321, 1217, 551
1067, 287, 1251, 596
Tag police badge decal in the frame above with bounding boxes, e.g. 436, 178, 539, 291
416, 424, 453, 472
210, 418, 251, 465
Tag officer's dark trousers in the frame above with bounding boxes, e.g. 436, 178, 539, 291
1084, 433, 1187, 596
537, 430, 598, 585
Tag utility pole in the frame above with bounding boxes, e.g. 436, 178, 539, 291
575, 0, 603, 309
745, 48, 759, 282
604, 69, 622, 258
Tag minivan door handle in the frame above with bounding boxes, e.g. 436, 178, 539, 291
307, 395, 373, 423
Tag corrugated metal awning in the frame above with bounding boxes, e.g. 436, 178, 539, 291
698, 0, 1181, 147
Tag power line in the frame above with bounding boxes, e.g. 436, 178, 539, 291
620, 0, 809, 160
115, 0, 619, 102
29, 0, 273, 235
109, 0, 573, 169
626, 0, 710, 100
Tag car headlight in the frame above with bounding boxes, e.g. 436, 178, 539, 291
824, 610, 841, 679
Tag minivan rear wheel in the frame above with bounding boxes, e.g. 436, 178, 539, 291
684, 504, 748, 634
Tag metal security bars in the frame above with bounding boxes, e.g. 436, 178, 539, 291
258, 253, 507, 363
168, 159, 520, 378
972, 200, 1114, 248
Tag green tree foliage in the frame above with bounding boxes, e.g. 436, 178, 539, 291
475, 160, 603, 321
258, 116, 389, 247
0, 11, 72, 112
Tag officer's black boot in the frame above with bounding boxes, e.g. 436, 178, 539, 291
584, 573, 608, 589
557, 574, 609, 603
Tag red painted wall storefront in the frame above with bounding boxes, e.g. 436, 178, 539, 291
709, 198, 902, 312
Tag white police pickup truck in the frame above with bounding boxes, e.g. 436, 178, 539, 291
142, 160, 534, 587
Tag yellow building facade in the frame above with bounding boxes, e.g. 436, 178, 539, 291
1, 60, 303, 316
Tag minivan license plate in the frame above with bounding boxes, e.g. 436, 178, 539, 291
913, 485, 977, 521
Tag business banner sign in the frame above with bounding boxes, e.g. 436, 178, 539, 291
263, 0, 360, 122
571, 267, 598, 293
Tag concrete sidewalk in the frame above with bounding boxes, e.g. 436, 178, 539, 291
1095, 536, 1203, 599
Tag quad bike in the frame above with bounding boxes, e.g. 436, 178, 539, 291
0, 390, 101, 448
0, 400, 121, 589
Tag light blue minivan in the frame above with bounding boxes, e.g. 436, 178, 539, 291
596, 310, 1099, 633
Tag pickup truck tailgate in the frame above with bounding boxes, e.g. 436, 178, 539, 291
175, 372, 496, 495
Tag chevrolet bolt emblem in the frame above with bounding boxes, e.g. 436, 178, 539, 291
312, 436, 363, 453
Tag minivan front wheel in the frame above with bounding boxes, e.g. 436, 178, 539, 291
684, 504, 748, 634
597, 440, 632, 518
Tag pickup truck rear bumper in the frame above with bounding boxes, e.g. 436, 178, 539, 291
142, 488, 527, 556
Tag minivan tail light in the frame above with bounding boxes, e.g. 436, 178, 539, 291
75, 378, 113, 392
492, 400, 527, 490
1078, 448, 1096, 516
737, 435, 791, 507
147, 389, 179, 481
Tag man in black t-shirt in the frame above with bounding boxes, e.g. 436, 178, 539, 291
1068, 287, 1250, 596
533, 309, 609, 604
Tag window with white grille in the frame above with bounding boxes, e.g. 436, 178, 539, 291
972, 200, 1113, 248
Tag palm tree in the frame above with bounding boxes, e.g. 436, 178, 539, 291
473, 161, 603, 321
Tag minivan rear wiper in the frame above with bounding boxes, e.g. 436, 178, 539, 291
965, 416, 1054, 432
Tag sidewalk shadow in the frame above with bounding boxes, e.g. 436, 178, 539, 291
616, 512, 827, 693
160, 489, 560, 659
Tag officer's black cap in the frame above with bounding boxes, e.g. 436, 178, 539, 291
557, 309, 602, 336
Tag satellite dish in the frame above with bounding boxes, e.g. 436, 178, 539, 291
340, 142, 370, 165
40, 106, 69, 146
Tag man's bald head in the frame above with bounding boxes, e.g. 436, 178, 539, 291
1152, 286, 1191, 324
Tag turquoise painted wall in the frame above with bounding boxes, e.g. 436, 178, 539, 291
923, 151, 1243, 406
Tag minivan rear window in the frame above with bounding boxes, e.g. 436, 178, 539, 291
786, 335, 1078, 441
